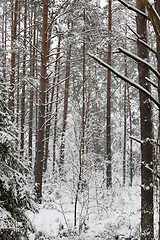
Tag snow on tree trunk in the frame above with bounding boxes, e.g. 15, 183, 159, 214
35, 0, 48, 203
136, 1, 154, 239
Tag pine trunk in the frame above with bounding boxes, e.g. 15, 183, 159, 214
29, 9, 36, 162
20, 0, 27, 155
9, 0, 18, 120
59, 33, 72, 174
35, 0, 48, 203
136, 1, 154, 239
155, 0, 160, 238
106, 0, 112, 188
53, 37, 61, 173
123, 82, 127, 186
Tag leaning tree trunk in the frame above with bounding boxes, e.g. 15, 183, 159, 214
35, 0, 48, 203
136, 1, 154, 239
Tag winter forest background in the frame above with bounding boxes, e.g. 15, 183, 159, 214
0, 0, 160, 239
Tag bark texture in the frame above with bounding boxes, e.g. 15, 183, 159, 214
136, 1, 154, 239
106, 0, 112, 188
35, 0, 48, 203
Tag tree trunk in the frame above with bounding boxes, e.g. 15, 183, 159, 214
59, 24, 72, 175
81, 9, 86, 159
123, 82, 127, 186
2, 3, 7, 82
44, 25, 59, 172
127, 84, 133, 187
16, 8, 20, 128
136, 1, 154, 239
155, 1, 160, 238
35, 0, 48, 203
106, 0, 112, 188
29, 9, 36, 162
53, 37, 61, 173
20, 0, 27, 155
9, 0, 18, 121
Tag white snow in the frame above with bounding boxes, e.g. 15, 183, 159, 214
28, 177, 141, 240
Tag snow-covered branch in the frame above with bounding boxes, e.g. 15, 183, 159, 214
87, 52, 160, 108
117, 0, 149, 19
145, 77, 158, 88
142, 0, 160, 43
118, 47, 160, 79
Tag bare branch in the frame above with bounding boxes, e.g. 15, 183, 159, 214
129, 136, 143, 144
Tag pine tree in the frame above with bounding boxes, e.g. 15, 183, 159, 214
0, 76, 36, 239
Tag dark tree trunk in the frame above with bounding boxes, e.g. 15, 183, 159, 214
123, 82, 127, 186
9, 0, 18, 121
29, 9, 36, 162
81, 9, 86, 158
155, 0, 160, 238
59, 26, 72, 174
106, 0, 112, 188
136, 1, 154, 239
127, 85, 133, 187
43, 11, 54, 172
20, 0, 27, 155
35, 0, 48, 203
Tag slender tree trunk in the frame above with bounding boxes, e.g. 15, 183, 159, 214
127, 84, 133, 187
81, 9, 86, 158
35, 0, 48, 203
2, 3, 7, 82
29, 8, 36, 162
44, 18, 58, 171
20, 0, 27, 155
123, 82, 127, 186
106, 0, 112, 188
16, 8, 20, 127
35, 28, 39, 155
136, 1, 154, 239
53, 37, 61, 173
9, 0, 18, 120
155, 1, 160, 238
59, 25, 72, 174
86, 59, 91, 155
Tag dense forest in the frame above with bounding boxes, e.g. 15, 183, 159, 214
0, 0, 160, 239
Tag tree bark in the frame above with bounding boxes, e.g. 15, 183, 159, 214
155, 1, 160, 238
21, 0, 27, 155
136, 1, 154, 239
106, 0, 112, 188
9, 0, 18, 121
127, 85, 133, 187
53, 37, 61, 173
123, 82, 127, 186
35, 0, 48, 203
59, 24, 72, 175
81, 9, 86, 159
29, 8, 36, 162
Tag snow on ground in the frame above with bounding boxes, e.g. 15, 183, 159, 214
28, 177, 141, 240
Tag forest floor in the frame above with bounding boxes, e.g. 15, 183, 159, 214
27, 176, 144, 240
